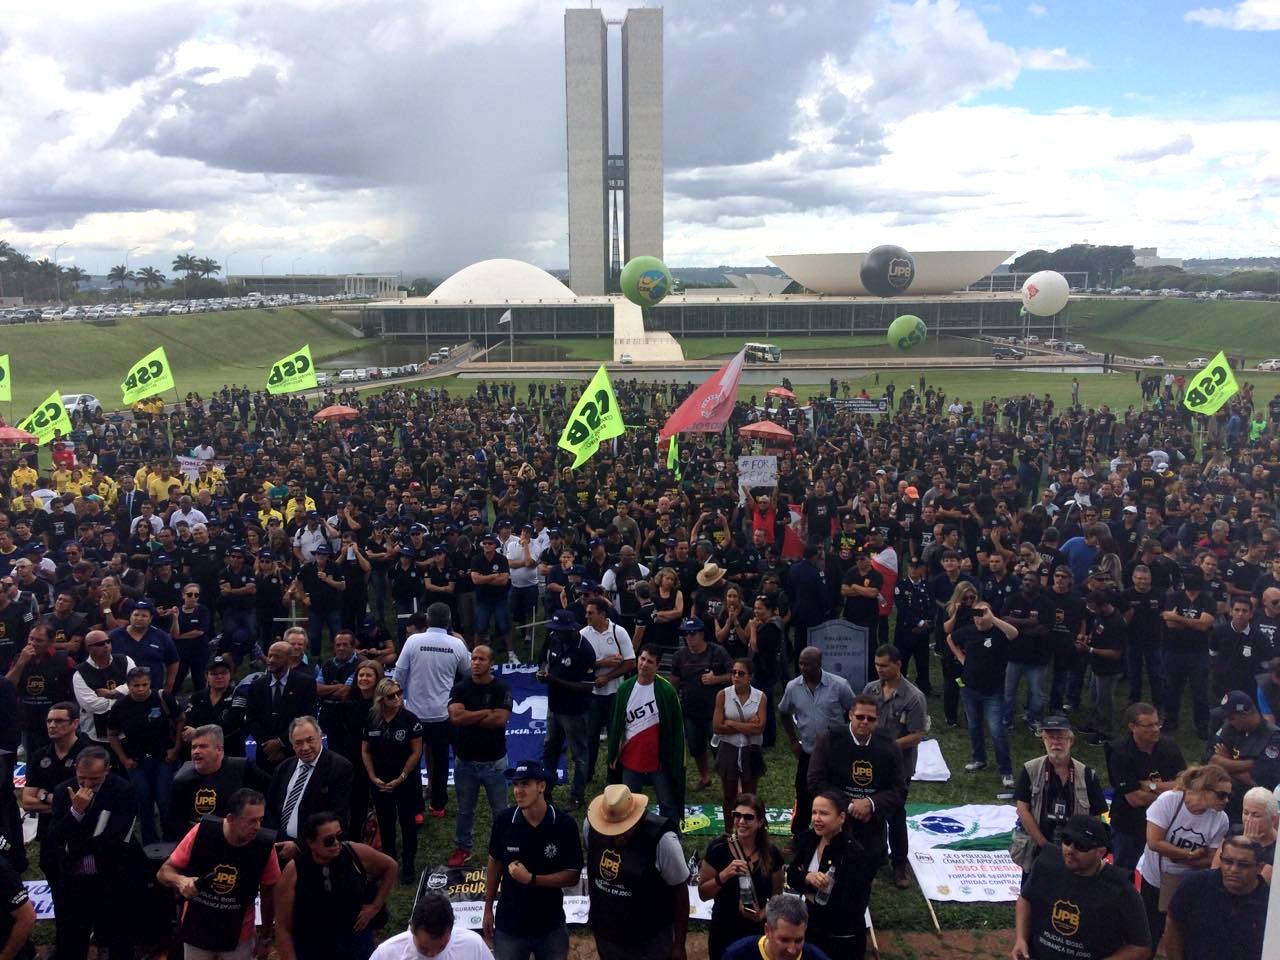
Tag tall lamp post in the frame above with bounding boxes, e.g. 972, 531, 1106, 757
125, 246, 139, 297
291, 257, 301, 299
260, 255, 272, 294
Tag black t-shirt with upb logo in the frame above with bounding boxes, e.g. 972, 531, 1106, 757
1021, 844, 1150, 960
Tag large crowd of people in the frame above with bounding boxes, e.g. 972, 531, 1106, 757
0, 368, 1273, 959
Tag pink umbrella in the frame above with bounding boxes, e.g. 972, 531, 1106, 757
766, 386, 796, 400
739, 420, 794, 444
0, 426, 39, 444
313, 404, 360, 422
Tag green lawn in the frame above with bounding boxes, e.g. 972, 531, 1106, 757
0, 308, 357, 414
1074, 297, 1280, 363
680, 334, 887, 360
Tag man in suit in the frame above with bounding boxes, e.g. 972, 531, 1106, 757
47, 745, 141, 960
266, 716, 352, 841
244, 640, 317, 773
115, 477, 148, 538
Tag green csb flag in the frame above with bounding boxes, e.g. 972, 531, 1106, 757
16, 390, 72, 446
667, 434, 681, 479
121, 346, 175, 405
0, 354, 10, 403
557, 364, 624, 469
1182, 350, 1239, 416
266, 344, 318, 395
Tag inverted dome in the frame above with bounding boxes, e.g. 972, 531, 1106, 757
767, 251, 1014, 296
429, 258, 575, 302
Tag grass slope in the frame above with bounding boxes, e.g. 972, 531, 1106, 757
1074, 298, 1280, 362
680, 334, 887, 360
1, 308, 356, 413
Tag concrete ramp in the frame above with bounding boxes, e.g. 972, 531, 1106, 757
612, 298, 683, 362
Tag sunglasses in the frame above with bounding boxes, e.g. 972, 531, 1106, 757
730, 670, 748, 677
1214, 790, 1233, 802
852, 714, 878, 723
320, 832, 346, 847
184, 592, 199, 597
386, 690, 403, 700
1059, 834, 1100, 852
86, 641, 109, 649
731, 812, 757, 822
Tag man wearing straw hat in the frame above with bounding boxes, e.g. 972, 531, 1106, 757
584, 783, 690, 960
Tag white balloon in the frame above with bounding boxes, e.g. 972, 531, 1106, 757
1020, 270, 1070, 317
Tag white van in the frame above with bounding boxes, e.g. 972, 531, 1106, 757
338, 369, 357, 383
354, 368, 370, 381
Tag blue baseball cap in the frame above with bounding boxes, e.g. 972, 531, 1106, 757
504, 760, 554, 783
679, 617, 706, 634
149, 554, 173, 567
547, 609, 581, 633
1212, 690, 1257, 719
313, 544, 333, 555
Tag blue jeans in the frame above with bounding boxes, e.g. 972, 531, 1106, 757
542, 711, 590, 803
961, 688, 1010, 776
128, 755, 175, 846
475, 597, 512, 640
454, 756, 508, 851
494, 926, 569, 960
1164, 646, 1210, 734
1127, 641, 1164, 710
221, 607, 258, 660
621, 766, 681, 823
308, 607, 342, 657
1003, 662, 1048, 727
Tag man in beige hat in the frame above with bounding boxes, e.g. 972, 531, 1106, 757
693, 562, 728, 624
584, 783, 690, 960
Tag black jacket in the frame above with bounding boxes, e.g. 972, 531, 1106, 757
47, 771, 142, 880
243, 669, 318, 765
807, 727, 906, 853
266, 749, 353, 839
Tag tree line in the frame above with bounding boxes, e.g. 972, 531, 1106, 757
0, 240, 224, 301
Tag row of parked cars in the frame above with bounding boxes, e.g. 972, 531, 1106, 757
1, 293, 366, 324
1102, 286, 1280, 301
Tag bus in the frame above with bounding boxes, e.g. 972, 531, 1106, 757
744, 342, 782, 363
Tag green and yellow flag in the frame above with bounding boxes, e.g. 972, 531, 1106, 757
1183, 351, 1239, 416
121, 346, 175, 405
266, 344, 318, 395
0, 354, 10, 403
557, 364, 624, 469
667, 434, 682, 480
16, 391, 72, 445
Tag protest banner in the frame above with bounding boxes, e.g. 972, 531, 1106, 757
557, 365, 624, 468
0, 354, 10, 403
1182, 350, 1239, 415
16, 391, 72, 445
265, 344, 318, 395
121, 346, 175, 405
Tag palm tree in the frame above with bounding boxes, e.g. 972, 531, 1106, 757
137, 266, 167, 290
107, 264, 136, 288
64, 266, 89, 289
172, 254, 198, 277
195, 256, 221, 279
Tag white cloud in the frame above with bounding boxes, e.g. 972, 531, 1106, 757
1027, 3, 1048, 15
1020, 47, 1091, 70
1186, 0, 1280, 29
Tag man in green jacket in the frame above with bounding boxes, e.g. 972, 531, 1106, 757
606, 642, 686, 821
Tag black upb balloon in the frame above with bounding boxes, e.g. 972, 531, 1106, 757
860, 244, 916, 297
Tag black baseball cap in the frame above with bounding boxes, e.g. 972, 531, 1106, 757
1059, 815, 1110, 852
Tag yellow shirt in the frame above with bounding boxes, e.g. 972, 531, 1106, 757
147, 473, 181, 502
10, 467, 37, 491
51, 469, 74, 494
284, 497, 316, 523
95, 477, 119, 508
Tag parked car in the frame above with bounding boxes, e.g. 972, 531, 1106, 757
1257, 359, 1280, 372
428, 352, 442, 365
1044, 339, 1063, 350
61, 393, 102, 415
1066, 342, 1087, 354
437, 346, 450, 358
992, 346, 1026, 360
338, 369, 357, 383
1186, 357, 1210, 370
354, 368, 370, 381
1141, 355, 1165, 366
620, 352, 634, 364
315, 372, 332, 387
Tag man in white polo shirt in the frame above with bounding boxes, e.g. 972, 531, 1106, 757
580, 597, 636, 785
396, 603, 470, 817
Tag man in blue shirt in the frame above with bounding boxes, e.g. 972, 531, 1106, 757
723, 894, 833, 960
109, 600, 179, 694
482, 760, 583, 960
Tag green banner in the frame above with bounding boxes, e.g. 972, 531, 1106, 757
121, 346, 175, 405
1183, 350, 1239, 415
265, 343, 318, 395
667, 434, 681, 479
672, 804, 793, 837
557, 364, 624, 469
16, 391, 72, 445
0, 354, 9, 403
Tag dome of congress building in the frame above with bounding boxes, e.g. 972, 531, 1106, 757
428, 258, 576, 303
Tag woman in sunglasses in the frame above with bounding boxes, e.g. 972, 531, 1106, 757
1135, 763, 1233, 953
273, 810, 396, 960
696, 793, 783, 960
713, 658, 768, 829
361, 678, 423, 885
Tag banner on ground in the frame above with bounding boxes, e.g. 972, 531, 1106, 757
16, 391, 72, 445
265, 344, 318, 395
1182, 350, 1239, 416
557, 364, 624, 469
659, 348, 746, 441
120, 346, 175, 405
905, 803, 1021, 902
0, 354, 10, 403
421, 863, 715, 928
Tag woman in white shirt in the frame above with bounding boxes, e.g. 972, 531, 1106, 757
1136, 763, 1232, 954
712, 657, 767, 831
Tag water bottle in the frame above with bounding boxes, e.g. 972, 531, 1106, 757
728, 835, 756, 910
814, 865, 836, 906
244, 734, 257, 763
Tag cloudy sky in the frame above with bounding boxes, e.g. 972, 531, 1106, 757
1, 0, 1277, 279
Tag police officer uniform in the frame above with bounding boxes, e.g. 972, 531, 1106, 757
1205, 690, 1280, 821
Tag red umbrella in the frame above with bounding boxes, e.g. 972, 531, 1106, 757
766, 386, 796, 400
313, 404, 360, 422
0, 426, 38, 444
739, 420, 794, 444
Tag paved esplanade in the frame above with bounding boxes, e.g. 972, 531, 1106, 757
612, 298, 682, 362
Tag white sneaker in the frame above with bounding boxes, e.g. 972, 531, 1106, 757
964, 761, 987, 773
1002, 774, 1015, 788
507, 651, 520, 665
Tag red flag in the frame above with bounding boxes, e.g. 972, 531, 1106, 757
659, 348, 746, 441
782, 503, 805, 559
871, 545, 898, 617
